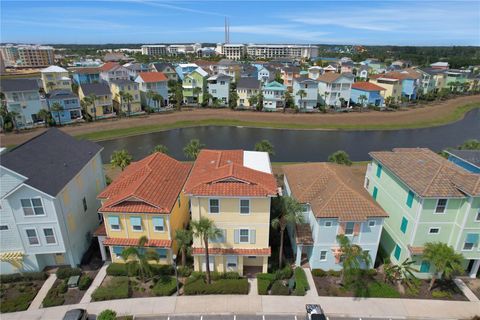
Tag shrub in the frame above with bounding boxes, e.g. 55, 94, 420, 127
225, 272, 241, 279
78, 275, 92, 290
152, 276, 178, 296
98, 309, 117, 320
210, 271, 224, 281
432, 290, 453, 299
184, 278, 248, 295
257, 273, 275, 295
364, 281, 400, 298
92, 277, 130, 301
42, 287, 65, 308
106, 263, 128, 276
270, 280, 289, 295
0, 272, 47, 283
275, 265, 293, 280
311, 269, 327, 277
56, 267, 81, 280
177, 266, 192, 277
151, 264, 174, 276
293, 267, 309, 296
293, 285, 306, 296
327, 269, 342, 277
58, 280, 68, 294
189, 271, 205, 280
0, 290, 37, 312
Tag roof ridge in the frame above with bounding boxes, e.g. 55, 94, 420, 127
3, 128, 51, 153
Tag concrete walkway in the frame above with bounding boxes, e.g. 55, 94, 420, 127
28, 274, 57, 310
303, 267, 318, 297
454, 278, 480, 302
5, 294, 479, 320
248, 278, 258, 296
79, 262, 109, 304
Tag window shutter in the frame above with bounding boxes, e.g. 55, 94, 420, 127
338, 223, 345, 235
353, 223, 360, 236
250, 229, 256, 244
234, 229, 239, 244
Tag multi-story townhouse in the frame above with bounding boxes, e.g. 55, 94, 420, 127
350, 82, 386, 107
207, 74, 231, 106
141, 45, 168, 56
95, 152, 191, 264
416, 68, 444, 94
78, 82, 115, 119
71, 67, 101, 85
182, 68, 208, 105
308, 66, 323, 80
430, 61, 449, 70
241, 64, 258, 78
293, 77, 318, 110
341, 61, 354, 74
0, 128, 104, 274
99, 62, 130, 83
283, 163, 388, 270
41, 66, 71, 93
317, 73, 354, 108
377, 71, 421, 100
46, 90, 82, 124
262, 81, 286, 110
361, 59, 386, 74
175, 63, 199, 81
135, 72, 169, 110
280, 66, 301, 88
256, 65, 276, 83
323, 65, 338, 73
445, 70, 469, 91
445, 150, 480, 174
0, 79, 42, 128
236, 77, 261, 108
370, 76, 402, 102
365, 148, 480, 278
217, 59, 241, 82
123, 63, 150, 81
149, 62, 178, 81
184, 149, 278, 275
109, 79, 142, 115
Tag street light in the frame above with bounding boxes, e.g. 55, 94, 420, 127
172, 253, 180, 295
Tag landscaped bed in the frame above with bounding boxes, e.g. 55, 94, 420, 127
0, 272, 47, 313
257, 266, 309, 296
311, 269, 467, 300
183, 271, 248, 295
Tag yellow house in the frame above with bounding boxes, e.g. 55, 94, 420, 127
236, 77, 261, 108
95, 152, 192, 264
370, 76, 402, 102
109, 79, 143, 115
184, 149, 278, 276
78, 82, 115, 120
41, 65, 71, 93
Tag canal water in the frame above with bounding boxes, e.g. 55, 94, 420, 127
98, 108, 480, 163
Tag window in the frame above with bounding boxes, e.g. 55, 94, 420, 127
21, 198, 45, 216
368, 220, 376, 227
209, 199, 219, 214
325, 221, 332, 227
319, 251, 327, 261
428, 227, 440, 234
435, 199, 447, 214
394, 244, 401, 260
240, 199, 250, 215
210, 229, 225, 243
420, 261, 430, 273
108, 216, 120, 230
112, 246, 123, 258
130, 217, 142, 231
400, 217, 408, 234
406, 191, 414, 208
0, 225, 8, 230
376, 164, 382, 178
82, 197, 87, 212
365, 177, 370, 189
463, 233, 479, 251
372, 186, 378, 200
26, 229, 39, 245
239, 229, 249, 243
226, 255, 237, 268
152, 217, 164, 232
156, 249, 168, 259
345, 222, 355, 235
43, 228, 56, 244
476, 210, 480, 222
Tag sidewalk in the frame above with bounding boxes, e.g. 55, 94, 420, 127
454, 278, 479, 302
303, 268, 318, 297
79, 262, 109, 304
4, 295, 479, 320
28, 274, 57, 310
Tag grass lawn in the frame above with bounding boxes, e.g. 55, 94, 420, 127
0, 279, 45, 313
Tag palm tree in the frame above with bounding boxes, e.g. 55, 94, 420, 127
183, 139, 205, 160
121, 236, 160, 282
385, 96, 395, 108
256, 92, 264, 111
248, 94, 258, 109
383, 258, 418, 293
358, 94, 368, 107
88, 94, 97, 121
146, 90, 156, 111
118, 90, 125, 115
50, 102, 64, 126
328, 150, 352, 166
175, 229, 192, 267
229, 91, 239, 109
191, 217, 222, 284
254, 139, 275, 156
152, 93, 163, 112
9, 110, 20, 133
110, 149, 132, 171
151, 144, 169, 154
423, 242, 464, 291
37, 109, 50, 128
193, 87, 203, 106
271, 196, 304, 268
336, 234, 371, 286
123, 92, 134, 115
296, 89, 307, 109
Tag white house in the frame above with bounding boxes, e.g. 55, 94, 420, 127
207, 74, 231, 106
308, 66, 323, 80
99, 62, 130, 83
293, 77, 318, 110
262, 81, 286, 110
0, 128, 105, 274
317, 73, 354, 108
0, 79, 42, 129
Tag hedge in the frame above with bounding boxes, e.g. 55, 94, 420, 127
257, 273, 275, 295
106, 263, 174, 277
186, 271, 241, 281
92, 277, 130, 301
311, 269, 341, 277
78, 275, 92, 290
270, 280, 289, 295
177, 266, 192, 277
42, 282, 66, 308
0, 272, 47, 283
293, 267, 309, 296
184, 278, 249, 295
97, 309, 117, 320
0, 290, 37, 313
275, 265, 293, 280
56, 267, 82, 280
152, 276, 178, 296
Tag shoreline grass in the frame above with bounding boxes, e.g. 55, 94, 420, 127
64, 102, 480, 141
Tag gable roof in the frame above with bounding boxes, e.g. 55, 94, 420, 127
41, 65, 68, 73
237, 77, 261, 89
0, 79, 39, 92
71, 67, 101, 74
369, 148, 480, 197
316, 72, 353, 83
445, 150, 480, 169
80, 82, 111, 96
192, 67, 208, 77
100, 62, 120, 72
263, 81, 286, 91
294, 76, 317, 84
351, 82, 386, 91
151, 62, 174, 72
98, 152, 192, 214
184, 149, 278, 197
137, 72, 167, 83
283, 163, 387, 221
1, 128, 102, 197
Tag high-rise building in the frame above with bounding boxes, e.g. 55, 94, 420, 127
246, 44, 318, 59
1, 44, 54, 67
141, 45, 168, 56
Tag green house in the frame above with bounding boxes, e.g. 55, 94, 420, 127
365, 148, 480, 279
182, 67, 208, 105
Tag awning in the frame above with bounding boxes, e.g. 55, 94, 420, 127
295, 223, 314, 245
0, 251, 24, 269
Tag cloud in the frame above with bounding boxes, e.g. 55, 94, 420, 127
3, 18, 130, 30
130, 0, 227, 17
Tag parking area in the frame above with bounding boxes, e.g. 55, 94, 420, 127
135, 315, 405, 320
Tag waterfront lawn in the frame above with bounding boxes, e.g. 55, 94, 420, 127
0, 272, 47, 313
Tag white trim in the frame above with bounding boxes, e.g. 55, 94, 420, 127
239, 198, 250, 215
239, 228, 250, 243
428, 227, 440, 235
319, 250, 327, 261
24, 227, 41, 247
324, 221, 333, 227
42, 227, 57, 245
166, 216, 171, 240
20, 197, 46, 217
433, 198, 448, 214
455, 197, 473, 250
208, 198, 220, 214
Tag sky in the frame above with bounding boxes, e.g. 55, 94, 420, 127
1, 0, 479, 46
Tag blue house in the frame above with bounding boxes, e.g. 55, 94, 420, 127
72, 67, 101, 85
350, 82, 386, 107
446, 150, 480, 173
174, 63, 199, 80
46, 90, 82, 124
383, 71, 420, 100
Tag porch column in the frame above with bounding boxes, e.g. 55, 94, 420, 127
469, 259, 480, 278
295, 245, 303, 266
97, 236, 107, 261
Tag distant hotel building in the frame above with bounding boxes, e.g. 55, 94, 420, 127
0, 44, 54, 68
140, 43, 202, 56
216, 43, 318, 60
141, 45, 168, 56
215, 44, 246, 61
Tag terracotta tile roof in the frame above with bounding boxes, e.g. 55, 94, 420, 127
375, 70, 422, 81
351, 82, 386, 91
137, 72, 167, 83
71, 67, 101, 74
369, 148, 480, 197
93, 223, 106, 237
104, 237, 172, 248
295, 223, 314, 245
184, 149, 278, 197
316, 73, 343, 83
98, 152, 192, 213
283, 163, 388, 221
100, 62, 119, 72
191, 247, 271, 256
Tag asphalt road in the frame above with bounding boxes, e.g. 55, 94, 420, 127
135, 315, 407, 320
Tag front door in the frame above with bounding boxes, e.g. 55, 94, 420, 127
54, 253, 65, 265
